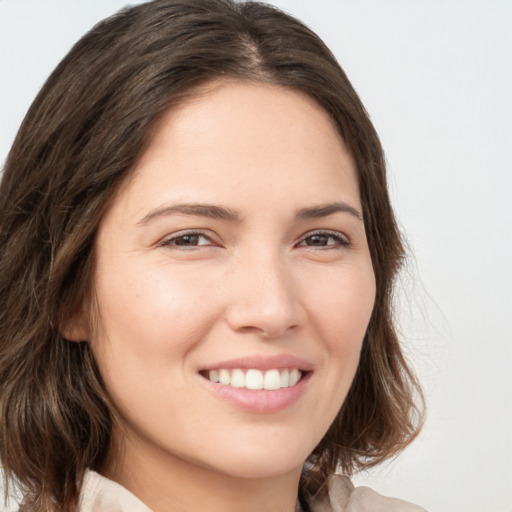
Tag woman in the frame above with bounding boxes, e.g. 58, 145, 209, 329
0, 1, 424, 511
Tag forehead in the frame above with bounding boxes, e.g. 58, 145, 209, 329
149, 79, 350, 163
108, 80, 360, 221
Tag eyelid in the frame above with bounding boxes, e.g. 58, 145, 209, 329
159, 229, 220, 248
296, 229, 351, 248
157, 228, 350, 250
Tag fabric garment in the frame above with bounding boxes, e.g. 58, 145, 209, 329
78, 470, 427, 512
304, 473, 427, 512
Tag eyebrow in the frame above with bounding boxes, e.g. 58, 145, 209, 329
138, 203, 241, 225
137, 200, 362, 226
296, 202, 363, 221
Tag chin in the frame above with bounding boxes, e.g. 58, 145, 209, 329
196, 434, 314, 480
214, 454, 306, 480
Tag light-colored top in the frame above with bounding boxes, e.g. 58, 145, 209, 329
78, 470, 427, 512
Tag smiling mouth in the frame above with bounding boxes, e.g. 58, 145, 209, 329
199, 368, 305, 390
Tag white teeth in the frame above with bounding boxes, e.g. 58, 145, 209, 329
206, 368, 303, 390
219, 369, 230, 385
246, 369, 263, 390
230, 369, 245, 388
289, 368, 301, 386
263, 369, 281, 390
280, 369, 289, 388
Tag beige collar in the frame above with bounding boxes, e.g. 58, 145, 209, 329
78, 470, 426, 512
79, 470, 151, 512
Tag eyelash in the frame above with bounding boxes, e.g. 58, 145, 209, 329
160, 230, 215, 248
297, 230, 350, 249
160, 230, 350, 249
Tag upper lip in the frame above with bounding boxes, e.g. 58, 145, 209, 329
200, 354, 314, 372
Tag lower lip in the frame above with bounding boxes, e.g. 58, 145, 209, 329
200, 373, 311, 414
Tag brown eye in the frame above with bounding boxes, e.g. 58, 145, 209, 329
298, 231, 349, 248
162, 232, 212, 247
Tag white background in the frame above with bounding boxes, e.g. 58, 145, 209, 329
1, 1, 511, 511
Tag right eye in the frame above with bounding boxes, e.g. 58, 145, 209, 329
160, 231, 214, 248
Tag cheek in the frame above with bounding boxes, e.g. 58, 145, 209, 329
89, 264, 214, 419
305, 264, 376, 345
304, 263, 375, 408
88, 261, 224, 406
94, 259, 215, 346
298, 266, 375, 446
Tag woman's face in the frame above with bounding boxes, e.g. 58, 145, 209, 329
88, 81, 375, 482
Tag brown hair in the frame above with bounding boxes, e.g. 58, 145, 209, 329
0, 1, 423, 510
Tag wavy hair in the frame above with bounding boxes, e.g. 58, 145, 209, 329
0, 1, 423, 510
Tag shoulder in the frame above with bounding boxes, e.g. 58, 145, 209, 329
307, 474, 428, 512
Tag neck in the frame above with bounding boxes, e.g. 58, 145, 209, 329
101, 429, 302, 512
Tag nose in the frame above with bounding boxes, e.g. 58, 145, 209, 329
224, 252, 305, 339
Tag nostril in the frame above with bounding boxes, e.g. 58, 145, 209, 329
228, 321, 300, 340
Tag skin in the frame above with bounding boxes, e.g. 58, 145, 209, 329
71, 81, 376, 512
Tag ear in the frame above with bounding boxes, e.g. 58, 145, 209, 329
60, 310, 90, 342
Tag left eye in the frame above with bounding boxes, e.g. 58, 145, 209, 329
161, 232, 212, 247
298, 232, 349, 247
